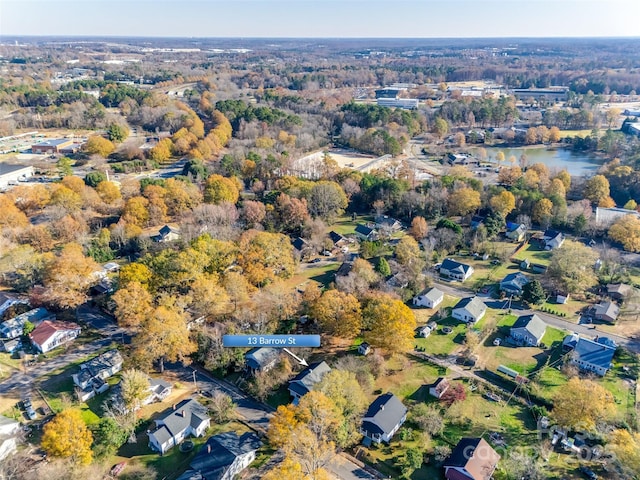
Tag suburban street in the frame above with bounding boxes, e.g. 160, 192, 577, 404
432, 279, 640, 354
169, 364, 379, 480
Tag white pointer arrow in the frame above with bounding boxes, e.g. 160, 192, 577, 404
283, 348, 308, 367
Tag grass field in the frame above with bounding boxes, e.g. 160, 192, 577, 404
512, 243, 552, 266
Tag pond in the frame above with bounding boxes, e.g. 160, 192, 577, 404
475, 147, 603, 176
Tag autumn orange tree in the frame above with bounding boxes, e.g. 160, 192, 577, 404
609, 214, 640, 252
203, 174, 240, 205
267, 391, 340, 479
447, 187, 481, 216
41, 409, 93, 464
40, 243, 100, 309
489, 190, 516, 217
311, 289, 362, 339
363, 293, 417, 354
237, 230, 295, 287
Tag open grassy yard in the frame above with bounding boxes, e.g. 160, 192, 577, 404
538, 297, 585, 322
513, 243, 552, 266
415, 316, 468, 357
375, 355, 444, 401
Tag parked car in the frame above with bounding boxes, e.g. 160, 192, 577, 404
21, 398, 32, 410
579, 465, 598, 480
25, 406, 37, 420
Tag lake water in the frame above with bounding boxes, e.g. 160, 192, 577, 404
476, 147, 602, 176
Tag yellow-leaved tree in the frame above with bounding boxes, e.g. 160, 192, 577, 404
552, 377, 614, 431
363, 293, 417, 354
311, 289, 362, 339
609, 214, 640, 252
41, 409, 93, 464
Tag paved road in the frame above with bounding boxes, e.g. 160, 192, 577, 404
432, 279, 640, 354
168, 364, 378, 480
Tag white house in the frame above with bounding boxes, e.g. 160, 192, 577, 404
73, 349, 123, 401
0, 292, 28, 317
429, 377, 450, 399
509, 314, 547, 347
413, 287, 444, 308
440, 259, 474, 282
569, 336, 616, 376
148, 399, 210, 454
360, 393, 407, 444
29, 320, 81, 353
176, 431, 262, 480
0, 415, 21, 461
452, 297, 487, 324
0, 308, 54, 340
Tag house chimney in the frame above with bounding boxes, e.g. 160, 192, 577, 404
207, 444, 211, 454
380, 405, 384, 411
172, 404, 176, 410
181, 409, 186, 417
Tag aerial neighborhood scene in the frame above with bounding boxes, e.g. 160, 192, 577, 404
1, 1, 640, 479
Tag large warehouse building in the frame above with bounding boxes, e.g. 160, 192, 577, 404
0, 164, 34, 189
31, 138, 75, 154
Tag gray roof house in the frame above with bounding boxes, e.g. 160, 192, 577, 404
0, 292, 28, 317
452, 297, 487, 324
505, 224, 527, 242
440, 258, 474, 282
0, 307, 54, 340
148, 399, 210, 454
413, 287, 444, 308
244, 347, 280, 375
542, 230, 564, 250
592, 301, 620, 323
569, 336, 616, 376
355, 224, 377, 241
509, 314, 547, 347
73, 349, 123, 401
500, 272, 530, 296
606, 284, 633, 301
176, 431, 262, 480
288, 361, 331, 405
155, 224, 181, 243
429, 377, 450, 399
360, 393, 407, 444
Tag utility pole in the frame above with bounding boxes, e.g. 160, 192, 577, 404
192, 370, 198, 392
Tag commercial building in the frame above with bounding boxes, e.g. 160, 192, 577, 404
0, 164, 34, 189
31, 138, 75, 154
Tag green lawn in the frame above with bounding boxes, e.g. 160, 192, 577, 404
513, 243, 552, 266
301, 262, 339, 286
415, 317, 467, 357
375, 355, 444, 402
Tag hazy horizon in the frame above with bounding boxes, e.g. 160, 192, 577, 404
1, 0, 638, 39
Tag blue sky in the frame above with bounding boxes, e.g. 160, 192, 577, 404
1, 0, 638, 38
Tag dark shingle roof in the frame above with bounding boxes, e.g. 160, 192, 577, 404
154, 399, 209, 442
500, 272, 530, 292
361, 393, 407, 436
329, 231, 345, 244
441, 258, 472, 275
355, 224, 374, 236
594, 301, 620, 321
188, 431, 262, 480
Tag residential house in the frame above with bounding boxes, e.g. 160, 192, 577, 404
110, 376, 172, 412
595, 206, 640, 227
0, 307, 54, 340
505, 223, 527, 242
592, 301, 620, 323
244, 347, 280, 375
176, 431, 262, 480
288, 361, 331, 405
509, 314, 547, 347
596, 336, 617, 349
429, 377, 450, 399
499, 272, 530, 296
0, 415, 20, 461
360, 393, 407, 444
148, 399, 210, 454
335, 253, 359, 278
542, 230, 564, 250
385, 272, 409, 289
569, 336, 616, 376
354, 224, 377, 241
328, 231, 348, 248
154, 224, 181, 243
452, 297, 487, 324
29, 320, 81, 353
413, 287, 444, 309
606, 283, 633, 301
0, 338, 20, 354
444, 437, 500, 480
440, 258, 474, 282
556, 292, 569, 304
0, 292, 27, 317
358, 342, 371, 356
73, 349, 123, 402
375, 215, 403, 233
